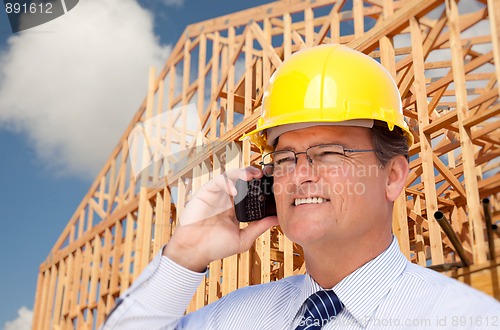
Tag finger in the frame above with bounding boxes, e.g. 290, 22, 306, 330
224, 166, 263, 182
208, 167, 263, 196
239, 215, 279, 250
207, 173, 238, 196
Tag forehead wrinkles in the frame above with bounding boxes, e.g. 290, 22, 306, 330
276, 141, 348, 152
276, 126, 370, 150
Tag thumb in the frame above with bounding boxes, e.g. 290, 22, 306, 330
239, 216, 279, 250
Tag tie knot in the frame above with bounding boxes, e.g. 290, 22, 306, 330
306, 290, 343, 319
296, 290, 344, 329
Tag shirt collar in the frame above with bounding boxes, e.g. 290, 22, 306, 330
293, 237, 408, 327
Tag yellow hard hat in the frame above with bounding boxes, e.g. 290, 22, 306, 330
241, 44, 413, 152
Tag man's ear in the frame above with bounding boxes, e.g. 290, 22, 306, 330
386, 156, 409, 201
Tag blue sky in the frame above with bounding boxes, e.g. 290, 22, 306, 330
0, 0, 272, 327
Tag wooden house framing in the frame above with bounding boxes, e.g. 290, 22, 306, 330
32, 0, 500, 328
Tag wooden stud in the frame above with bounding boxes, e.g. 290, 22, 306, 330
87, 235, 101, 327
238, 152, 251, 289
227, 27, 236, 131
330, 3, 341, 44
61, 253, 73, 324
44, 265, 58, 330
210, 32, 220, 140
121, 213, 135, 294
208, 155, 222, 304
283, 13, 292, 58
134, 67, 157, 275
152, 80, 165, 185
245, 29, 254, 120
97, 227, 113, 324
36, 270, 50, 330
379, 0, 410, 260
251, 22, 282, 70
487, 0, 500, 97
410, 16, 444, 264
353, 0, 364, 38
446, 0, 487, 263
305, 7, 314, 47
414, 195, 427, 266
197, 33, 207, 119
220, 40, 228, 136
32, 271, 44, 330
222, 143, 240, 295
52, 259, 66, 328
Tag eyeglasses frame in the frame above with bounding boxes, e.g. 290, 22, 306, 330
259, 144, 377, 176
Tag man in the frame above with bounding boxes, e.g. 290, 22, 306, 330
102, 45, 499, 329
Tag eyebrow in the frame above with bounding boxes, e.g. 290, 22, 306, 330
275, 142, 348, 151
275, 145, 296, 151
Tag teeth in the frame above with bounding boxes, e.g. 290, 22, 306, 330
294, 197, 329, 206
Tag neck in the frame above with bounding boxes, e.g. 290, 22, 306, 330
303, 232, 392, 288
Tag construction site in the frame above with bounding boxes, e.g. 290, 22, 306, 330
31, 0, 499, 328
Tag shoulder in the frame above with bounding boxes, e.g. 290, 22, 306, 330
229, 274, 304, 297
196, 274, 305, 324
217, 274, 305, 305
183, 275, 307, 328
399, 262, 499, 313
402, 262, 483, 294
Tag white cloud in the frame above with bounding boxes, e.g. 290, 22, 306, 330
162, 0, 184, 7
3, 306, 32, 330
0, 0, 170, 179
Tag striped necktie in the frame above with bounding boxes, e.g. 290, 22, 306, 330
295, 290, 344, 330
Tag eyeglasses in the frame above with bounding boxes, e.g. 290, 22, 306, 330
260, 144, 376, 177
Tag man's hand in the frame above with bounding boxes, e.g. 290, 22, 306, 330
163, 167, 279, 272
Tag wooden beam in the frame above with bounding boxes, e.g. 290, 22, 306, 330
411, 16, 444, 264
313, 0, 346, 46
446, 0, 487, 263
464, 103, 500, 128
432, 153, 467, 200
348, 0, 442, 53
251, 22, 283, 69
487, 0, 500, 97
424, 110, 458, 135
403, 51, 495, 109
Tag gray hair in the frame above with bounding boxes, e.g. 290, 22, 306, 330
370, 121, 409, 167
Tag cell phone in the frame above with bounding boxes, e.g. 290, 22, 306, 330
234, 176, 277, 222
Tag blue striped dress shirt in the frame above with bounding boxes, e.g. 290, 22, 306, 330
102, 237, 500, 329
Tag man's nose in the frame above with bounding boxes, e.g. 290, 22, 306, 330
291, 154, 318, 185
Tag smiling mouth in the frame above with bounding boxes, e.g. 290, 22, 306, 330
294, 197, 330, 206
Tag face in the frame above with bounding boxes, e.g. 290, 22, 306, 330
273, 125, 392, 248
